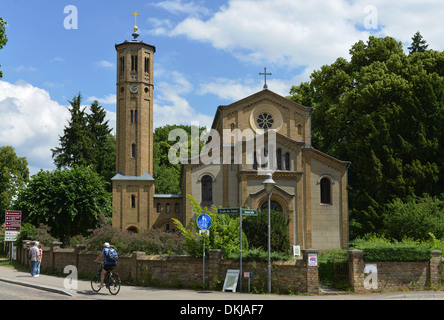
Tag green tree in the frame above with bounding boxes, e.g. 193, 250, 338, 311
14, 166, 112, 244
153, 124, 206, 194
408, 31, 429, 54
242, 209, 290, 254
0, 146, 29, 213
51, 94, 115, 187
172, 195, 245, 257
0, 18, 8, 78
289, 35, 444, 237
52, 93, 89, 168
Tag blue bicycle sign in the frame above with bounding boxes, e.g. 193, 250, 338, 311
197, 214, 212, 230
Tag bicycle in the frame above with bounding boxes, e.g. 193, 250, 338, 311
91, 261, 121, 295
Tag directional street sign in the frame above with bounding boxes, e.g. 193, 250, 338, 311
241, 209, 258, 216
217, 208, 240, 215
4, 211, 21, 232
217, 208, 258, 216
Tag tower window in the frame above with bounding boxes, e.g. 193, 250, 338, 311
130, 110, 134, 123
131, 55, 138, 72
131, 195, 136, 208
144, 57, 150, 74
131, 144, 136, 158
320, 177, 332, 204
120, 56, 125, 73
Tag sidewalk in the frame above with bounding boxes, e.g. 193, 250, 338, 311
0, 265, 443, 300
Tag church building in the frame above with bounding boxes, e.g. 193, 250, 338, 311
112, 15, 350, 250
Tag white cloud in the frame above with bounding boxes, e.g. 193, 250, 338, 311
152, 0, 211, 17
0, 80, 70, 174
87, 94, 116, 105
151, 0, 444, 71
154, 71, 213, 129
96, 60, 115, 69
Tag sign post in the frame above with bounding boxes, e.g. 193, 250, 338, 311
197, 214, 212, 289
4, 211, 22, 263
217, 208, 257, 292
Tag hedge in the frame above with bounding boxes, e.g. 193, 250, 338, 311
352, 242, 432, 261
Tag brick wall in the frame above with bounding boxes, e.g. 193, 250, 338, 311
348, 249, 442, 293
18, 241, 319, 294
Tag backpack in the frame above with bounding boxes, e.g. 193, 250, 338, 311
107, 248, 118, 262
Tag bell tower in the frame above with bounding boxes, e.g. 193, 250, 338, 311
115, 10, 155, 176
112, 11, 156, 232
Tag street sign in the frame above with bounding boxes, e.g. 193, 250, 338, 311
4, 211, 21, 233
197, 213, 212, 230
5, 231, 19, 242
217, 208, 258, 216
217, 208, 239, 214
241, 209, 258, 216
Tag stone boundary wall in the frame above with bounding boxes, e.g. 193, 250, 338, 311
17, 241, 320, 294
348, 249, 442, 293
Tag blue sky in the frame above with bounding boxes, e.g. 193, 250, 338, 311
1, 0, 443, 174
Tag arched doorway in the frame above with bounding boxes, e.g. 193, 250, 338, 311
127, 226, 139, 233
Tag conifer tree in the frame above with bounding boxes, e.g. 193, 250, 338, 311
408, 31, 429, 53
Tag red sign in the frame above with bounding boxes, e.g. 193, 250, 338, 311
5, 211, 21, 232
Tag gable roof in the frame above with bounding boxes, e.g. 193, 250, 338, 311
211, 89, 313, 130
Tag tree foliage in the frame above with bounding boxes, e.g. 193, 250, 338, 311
0, 146, 29, 213
242, 209, 290, 254
172, 195, 246, 257
289, 34, 444, 237
51, 93, 115, 187
153, 124, 206, 194
14, 166, 112, 244
0, 17, 7, 78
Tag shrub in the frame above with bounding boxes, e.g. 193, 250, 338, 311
351, 239, 432, 261
85, 224, 186, 255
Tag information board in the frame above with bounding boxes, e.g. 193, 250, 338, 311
222, 269, 240, 292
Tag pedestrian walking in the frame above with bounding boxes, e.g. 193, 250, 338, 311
28, 241, 40, 277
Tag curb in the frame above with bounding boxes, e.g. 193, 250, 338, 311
0, 276, 76, 297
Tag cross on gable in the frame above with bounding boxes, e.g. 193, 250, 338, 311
259, 67, 272, 90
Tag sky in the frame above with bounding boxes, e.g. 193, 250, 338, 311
1, 0, 444, 175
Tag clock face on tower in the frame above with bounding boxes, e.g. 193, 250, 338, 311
130, 84, 138, 93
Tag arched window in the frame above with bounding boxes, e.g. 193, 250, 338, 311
201, 175, 213, 203
260, 201, 283, 212
156, 203, 161, 213
166, 203, 170, 213
320, 177, 331, 204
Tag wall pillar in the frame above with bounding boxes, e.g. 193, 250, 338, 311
302, 248, 319, 294
348, 249, 365, 293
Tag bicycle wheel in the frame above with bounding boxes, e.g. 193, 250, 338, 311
91, 273, 102, 292
108, 274, 121, 295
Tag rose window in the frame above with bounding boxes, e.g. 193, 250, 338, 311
257, 113, 274, 129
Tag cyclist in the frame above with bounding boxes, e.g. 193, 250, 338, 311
94, 242, 117, 288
